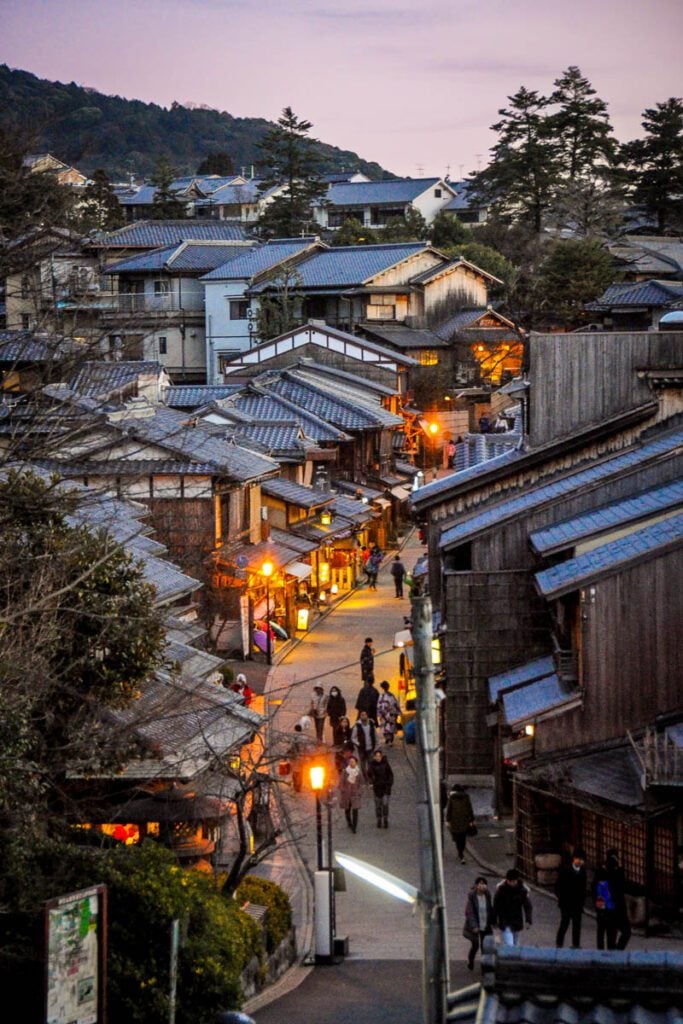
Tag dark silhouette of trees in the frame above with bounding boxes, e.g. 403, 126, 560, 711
256, 107, 327, 238
623, 97, 683, 233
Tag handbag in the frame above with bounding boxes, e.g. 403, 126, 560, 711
466, 823, 478, 837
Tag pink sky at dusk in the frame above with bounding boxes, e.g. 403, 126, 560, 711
2, 0, 681, 178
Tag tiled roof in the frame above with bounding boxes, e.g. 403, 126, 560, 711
360, 324, 450, 349
410, 257, 497, 285
411, 448, 525, 511
106, 241, 250, 274
324, 178, 447, 206
202, 239, 320, 281
587, 279, 683, 309
119, 405, 279, 482
140, 553, 201, 604
535, 511, 683, 598
488, 655, 556, 702
502, 672, 579, 726
291, 513, 356, 542
70, 361, 165, 398
439, 427, 683, 550
249, 243, 429, 291
165, 385, 242, 409
195, 181, 260, 206
105, 245, 175, 273
521, 739, 647, 812
232, 421, 306, 455
268, 527, 318, 553
442, 180, 484, 212
530, 480, 683, 554
436, 307, 490, 334
219, 387, 350, 442
0, 330, 55, 362
292, 360, 398, 396
117, 185, 159, 206
329, 493, 376, 523
94, 220, 250, 248
262, 477, 331, 508
264, 372, 402, 430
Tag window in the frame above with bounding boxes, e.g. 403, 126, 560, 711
229, 300, 250, 320
434, 189, 442, 198
158, 336, 167, 355
154, 280, 171, 295
20, 275, 30, 299
417, 349, 439, 366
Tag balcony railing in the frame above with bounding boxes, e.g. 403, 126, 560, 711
551, 635, 578, 684
54, 292, 204, 314
628, 727, 683, 788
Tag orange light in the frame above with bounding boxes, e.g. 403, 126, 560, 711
309, 764, 326, 790
261, 560, 274, 578
428, 422, 439, 435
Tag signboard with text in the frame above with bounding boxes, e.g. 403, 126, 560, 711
45, 884, 107, 1024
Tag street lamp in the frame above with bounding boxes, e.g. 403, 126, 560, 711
260, 559, 274, 666
428, 421, 439, 480
309, 762, 337, 964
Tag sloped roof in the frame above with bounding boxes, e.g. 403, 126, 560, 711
442, 180, 485, 212
291, 359, 398, 396
249, 242, 430, 291
165, 385, 243, 409
438, 426, 683, 551
502, 672, 579, 727
214, 386, 350, 442
202, 238, 320, 281
437, 307, 516, 335
488, 655, 556, 702
264, 371, 403, 430
535, 511, 683, 598
530, 479, 683, 555
0, 330, 56, 363
106, 241, 251, 274
360, 324, 450, 349
231, 421, 307, 456
194, 181, 260, 206
410, 257, 501, 286
93, 220, 250, 248
411, 448, 525, 511
324, 177, 451, 206
262, 477, 332, 508
70, 361, 165, 398
587, 279, 683, 310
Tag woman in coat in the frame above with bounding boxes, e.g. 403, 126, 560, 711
445, 784, 475, 864
367, 749, 394, 828
463, 877, 494, 969
327, 686, 347, 740
377, 680, 400, 745
338, 755, 363, 833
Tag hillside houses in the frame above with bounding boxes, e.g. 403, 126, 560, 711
410, 328, 683, 921
312, 176, 457, 230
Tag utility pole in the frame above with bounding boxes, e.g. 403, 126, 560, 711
411, 589, 449, 1024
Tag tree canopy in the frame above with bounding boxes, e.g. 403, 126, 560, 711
256, 107, 327, 238
623, 97, 683, 233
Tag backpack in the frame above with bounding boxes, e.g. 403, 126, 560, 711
595, 879, 614, 911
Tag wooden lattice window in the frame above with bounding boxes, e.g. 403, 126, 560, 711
652, 824, 676, 902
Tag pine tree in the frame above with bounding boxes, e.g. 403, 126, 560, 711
80, 168, 123, 230
548, 67, 616, 180
473, 87, 560, 234
150, 157, 185, 219
256, 107, 327, 238
623, 98, 683, 233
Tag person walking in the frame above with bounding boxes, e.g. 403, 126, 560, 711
359, 637, 375, 683
463, 876, 494, 970
593, 861, 617, 950
367, 749, 394, 828
308, 685, 328, 743
366, 547, 382, 590
606, 848, 632, 950
445, 784, 475, 864
351, 710, 378, 780
355, 676, 379, 724
555, 847, 587, 948
492, 869, 533, 947
339, 755, 363, 833
377, 680, 400, 745
446, 439, 456, 469
326, 685, 346, 740
390, 554, 406, 598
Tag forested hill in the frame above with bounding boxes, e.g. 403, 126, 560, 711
0, 65, 393, 181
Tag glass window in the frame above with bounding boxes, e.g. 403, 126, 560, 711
158, 336, 167, 355
229, 300, 250, 320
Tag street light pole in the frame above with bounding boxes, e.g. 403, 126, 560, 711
428, 421, 439, 480
261, 560, 274, 666
310, 764, 336, 964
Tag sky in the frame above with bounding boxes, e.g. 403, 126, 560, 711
2, 0, 682, 178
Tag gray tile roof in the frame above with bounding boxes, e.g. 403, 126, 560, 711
106, 241, 251, 275
436, 307, 488, 334
262, 477, 332, 508
139, 552, 201, 604
522, 739, 647, 813
488, 655, 556, 702
502, 672, 579, 726
94, 220, 250, 248
70, 361, 165, 399
249, 243, 429, 291
530, 480, 683, 555
587, 279, 683, 310
127, 406, 279, 482
411, 448, 525, 511
442, 180, 484, 212
535, 511, 683, 598
324, 177, 447, 206
264, 371, 403, 430
439, 427, 683, 551
233, 421, 306, 455
218, 387, 350, 442
360, 324, 450, 349
329, 493, 376, 523
201, 239, 319, 281
195, 182, 260, 206
292, 360, 398, 396
268, 527, 318, 553
165, 385, 243, 409
0, 330, 55, 362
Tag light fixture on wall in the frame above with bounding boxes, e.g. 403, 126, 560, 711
320, 509, 332, 526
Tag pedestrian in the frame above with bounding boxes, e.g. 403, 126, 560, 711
377, 680, 400, 745
390, 554, 406, 598
327, 685, 346, 739
360, 546, 370, 578
492, 869, 533, 947
308, 685, 328, 742
367, 749, 394, 828
555, 847, 587, 948
478, 414, 491, 434
288, 723, 317, 793
446, 439, 456, 469
231, 672, 253, 706
339, 755, 363, 833
333, 713, 352, 750
366, 547, 382, 590
593, 861, 617, 950
463, 876, 494, 970
445, 784, 476, 864
355, 676, 379, 724
359, 637, 375, 683
606, 848, 632, 950
351, 710, 378, 780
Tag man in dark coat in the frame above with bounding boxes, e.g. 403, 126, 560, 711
355, 678, 379, 723
493, 869, 532, 946
351, 711, 378, 780
445, 784, 475, 864
359, 637, 375, 683
606, 848, 632, 950
367, 749, 394, 827
390, 554, 406, 598
555, 847, 587, 948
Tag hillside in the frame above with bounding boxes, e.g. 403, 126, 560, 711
0, 64, 393, 181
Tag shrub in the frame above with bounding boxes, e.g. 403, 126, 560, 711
235, 875, 292, 952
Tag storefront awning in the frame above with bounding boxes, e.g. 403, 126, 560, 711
285, 561, 312, 580
502, 674, 582, 728
393, 628, 413, 648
